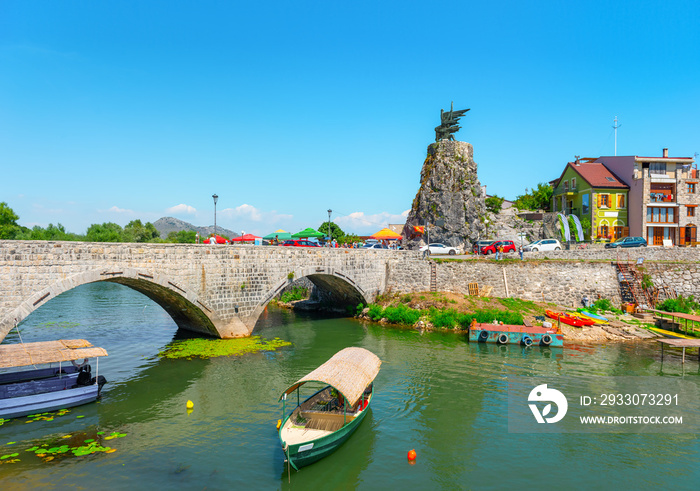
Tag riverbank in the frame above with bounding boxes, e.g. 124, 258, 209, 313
355, 291, 663, 343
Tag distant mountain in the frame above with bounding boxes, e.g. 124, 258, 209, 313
153, 217, 239, 239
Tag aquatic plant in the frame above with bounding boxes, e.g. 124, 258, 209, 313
158, 336, 291, 360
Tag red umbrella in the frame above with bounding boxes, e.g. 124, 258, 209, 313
215, 235, 227, 244
231, 233, 261, 242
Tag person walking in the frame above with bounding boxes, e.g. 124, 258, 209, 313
519, 244, 523, 261
497, 244, 504, 260
495, 244, 500, 260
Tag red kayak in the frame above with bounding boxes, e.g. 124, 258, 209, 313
545, 309, 594, 327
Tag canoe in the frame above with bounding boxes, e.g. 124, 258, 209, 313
278, 347, 381, 470
649, 327, 696, 340
577, 309, 610, 323
569, 312, 608, 325
0, 339, 108, 420
545, 310, 593, 327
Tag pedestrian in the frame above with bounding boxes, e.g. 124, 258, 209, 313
195, 232, 200, 244
495, 244, 500, 260
519, 244, 523, 261
497, 244, 503, 260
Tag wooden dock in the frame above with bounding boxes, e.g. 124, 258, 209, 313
657, 338, 700, 364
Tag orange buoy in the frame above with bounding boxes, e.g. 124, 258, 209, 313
407, 449, 417, 461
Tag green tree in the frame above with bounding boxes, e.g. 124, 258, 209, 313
123, 220, 160, 242
167, 230, 197, 243
0, 202, 21, 239
317, 221, 346, 243
485, 195, 504, 214
513, 183, 553, 211
86, 222, 124, 242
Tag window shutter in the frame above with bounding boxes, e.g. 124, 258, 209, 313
680, 227, 686, 245
623, 227, 629, 237
597, 194, 601, 208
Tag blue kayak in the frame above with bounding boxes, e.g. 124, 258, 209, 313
578, 309, 609, 322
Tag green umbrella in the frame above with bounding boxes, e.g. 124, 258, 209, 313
263, 229, 292, 241
292, 227, 325, 239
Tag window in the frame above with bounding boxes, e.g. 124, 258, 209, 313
572, 177, 577, 190
650, 162, 667, 175
564, 180, 569, 191
688, 182, 697, 193
605, 177, 615, 182
598, 224, 610, 239
646, 207, 676, 223
598, 194, 610, 208
582, 194, 590, 215
617, 194, 625, 208
689, 207, 696, 217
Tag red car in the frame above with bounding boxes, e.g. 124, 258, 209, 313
479, 240, 516, 255
281, 239, 320, 247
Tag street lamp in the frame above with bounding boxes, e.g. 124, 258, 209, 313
212, 194, 218, 238
327, 209, 332, 247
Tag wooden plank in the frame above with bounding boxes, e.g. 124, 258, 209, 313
468, 283, 479, 296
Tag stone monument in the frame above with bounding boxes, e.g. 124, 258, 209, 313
403, 104, 486, 250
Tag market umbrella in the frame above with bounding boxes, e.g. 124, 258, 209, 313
263, 229, 292, 241
291, 227, 325, 239
371, 228, 402, 240
231, 233, 261, 242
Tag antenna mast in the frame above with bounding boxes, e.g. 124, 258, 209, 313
612, 116, 621, 156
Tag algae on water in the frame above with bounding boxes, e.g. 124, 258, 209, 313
158, 336, 291, 360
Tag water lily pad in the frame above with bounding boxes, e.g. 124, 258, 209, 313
6, 442, 15, 445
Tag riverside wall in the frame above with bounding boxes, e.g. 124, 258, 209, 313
387, 247, 700, 307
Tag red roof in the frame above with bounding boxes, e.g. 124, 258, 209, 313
561, 161, 628, 189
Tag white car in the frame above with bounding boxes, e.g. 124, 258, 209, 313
522, 239, 562, 252
419, 243, 460, 255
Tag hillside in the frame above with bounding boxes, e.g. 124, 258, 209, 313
153, 217, 239, 239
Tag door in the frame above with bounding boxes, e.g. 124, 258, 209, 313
652, 228, 664, 246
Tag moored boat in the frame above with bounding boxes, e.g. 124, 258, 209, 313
278, 347, 381, 470
568, 312, 608, 325
545, 309, 593, 327
649, 327, 696, 340
0, 339, 108, 420
577, 309, 610, 323
468, 323, 564, 347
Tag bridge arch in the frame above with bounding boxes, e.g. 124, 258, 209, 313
249, 266, 373, 333
0, 267, 224, 342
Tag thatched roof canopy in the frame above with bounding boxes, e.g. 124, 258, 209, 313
0, 339, 108, 369
280, 347, 381, 407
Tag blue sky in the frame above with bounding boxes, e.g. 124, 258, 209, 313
2, 1, 699, 236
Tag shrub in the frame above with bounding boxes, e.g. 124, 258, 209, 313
382, 304, 423, 325
658, 295, 699, 314
400, 294, 412, 304
279, 286, 308, 303
428, 307, 459, 329
367, 304, 384, 321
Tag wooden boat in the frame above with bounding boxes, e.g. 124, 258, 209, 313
545, 309, 593, 327
649, 327, 696, 340
468, 323, 564, 347
278, 347, 381, 470
0, 339, 108, 419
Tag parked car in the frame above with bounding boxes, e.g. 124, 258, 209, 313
419, 243, 460, 255
605, 236, 648, 248
281, 239, 320, 247
522, 239, 562, 252
361, 243, 389, 250
471, 240, 493, 254
479, 240, 516, 255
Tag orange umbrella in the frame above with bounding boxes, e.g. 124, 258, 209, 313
371, 228, 402, 240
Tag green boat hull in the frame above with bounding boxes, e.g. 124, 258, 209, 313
280, 401, 370, 469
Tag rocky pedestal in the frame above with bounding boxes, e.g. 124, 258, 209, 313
403, 140, 487, 250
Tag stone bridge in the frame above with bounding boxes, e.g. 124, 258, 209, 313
0, 240, 407, 341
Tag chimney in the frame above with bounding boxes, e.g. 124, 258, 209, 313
663, 148, 668, 158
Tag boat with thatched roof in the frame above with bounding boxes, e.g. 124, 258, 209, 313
0, 339, 108, 419
278, 347, 381, 470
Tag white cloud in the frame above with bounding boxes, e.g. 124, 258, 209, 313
166, 204, 197, 215
107, 206, 133, 213
220, 204, 292, 223
335, 210, 410, 235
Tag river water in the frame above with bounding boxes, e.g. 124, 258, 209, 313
1, 283, 699, 490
